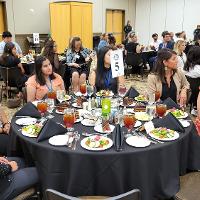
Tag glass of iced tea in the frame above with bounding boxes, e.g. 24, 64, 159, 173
47, 91, 56, 99
155, 91, 161, 102
123, 113, 136, 137
156, 104, 167, 118
63, 108, 75, 131
80, 83, 87, 95
37, 101, 48, 117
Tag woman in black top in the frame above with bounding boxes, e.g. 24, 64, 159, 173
0, 106, 10, 155
66, 37, 91, 92
125, 33, 144, 76
0, 42, 28, 97
89, 46, 125, 94
124, 20, 132, 38
0, 156, 38, 200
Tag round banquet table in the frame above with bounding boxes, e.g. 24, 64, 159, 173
8, 111, 200, 200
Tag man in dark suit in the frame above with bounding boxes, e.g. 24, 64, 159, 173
159, 31, 174, 50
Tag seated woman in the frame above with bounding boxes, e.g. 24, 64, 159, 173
184, 46, 200, 115
0, 42, 27, 97
173, 39, 187, 70
66, 37, 91, 92
0, 156, 38, 200
89, 46, 125, 94
125, 32, 144, 76
42, 40, 60, 73
26, 56, 65, 102
0, 106, 10, 156
147, 48, 190, 106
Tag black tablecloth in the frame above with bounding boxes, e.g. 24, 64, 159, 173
8, 112, 200, 200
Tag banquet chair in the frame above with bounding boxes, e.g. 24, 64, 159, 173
0, 66, 24, 102
124, 52, 144, 79
46, 189, 141, 200
185, 76, 200, 112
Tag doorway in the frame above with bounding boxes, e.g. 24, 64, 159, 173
106, 9, 125, 44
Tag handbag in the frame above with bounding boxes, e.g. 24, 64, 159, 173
0, 163, 12, 178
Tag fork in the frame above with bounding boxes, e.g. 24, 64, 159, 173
72, 132, 80, 150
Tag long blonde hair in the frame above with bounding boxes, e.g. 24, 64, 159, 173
174, 39, 186, 56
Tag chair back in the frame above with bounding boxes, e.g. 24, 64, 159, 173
57, 64, 66, 78
0, 66, 23, 87
46, 189, 80, 200
106, 189, 141, 200
125, 52, 143, 67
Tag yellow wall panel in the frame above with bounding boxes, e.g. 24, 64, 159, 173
0, 3, 5, 34
113, 11, 123, 33
50, 3, 70, 53
106, 10, 113, 33
82, 4, 93, 48
71, 5, 82, 37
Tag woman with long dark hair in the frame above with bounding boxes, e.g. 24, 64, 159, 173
0, 42, 27, 97
26, 56, 65, 102
184, 46, 200, 114
147, 48, 189, 105
42, 40, 60, 73
89, 46, 125, 94
66, 37, 91, 92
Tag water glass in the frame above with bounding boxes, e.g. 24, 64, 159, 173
87, 84, 94, 98
147, 93, 155, 105
118, 84, 127, 97
56, 90, 65, 103
45, 98, 55, 119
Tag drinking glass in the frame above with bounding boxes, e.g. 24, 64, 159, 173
147, 93, 155, 105
56, 90, 65, 103
80, 83, 87, 95
118, 84, 127, 98
86, 84, 94, 98
45, 98, 55, 119
63, 108, 75, 131
146, 104, 156, 119
37, 101, 47, 117
155, 91, 161, 102
156, 104, 167, 118
47, 91, 56, 99
123, 111, 136, 138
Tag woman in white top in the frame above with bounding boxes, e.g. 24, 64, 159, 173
173, 39, 187, 70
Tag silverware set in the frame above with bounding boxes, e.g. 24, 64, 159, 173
66, 131, 80, 150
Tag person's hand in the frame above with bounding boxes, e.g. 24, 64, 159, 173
179, 90, 187, 107
73, 63, 80, 68
85, 56, 90, 63
0, 157, 9, 164
3, 123, 10, 134
9, 161, 18, 172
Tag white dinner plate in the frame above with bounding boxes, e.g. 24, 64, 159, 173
72, 103, 82, 109
120, 102, 136, 107
81, 135, 113, 151
49, 135, 69, 146
149, 129, 179, 141
74, 92, 87, 97
179, 120, 190, 128
135, 112, 153, 121
81, 119, 96, 127
134, 121, 142, 128
55, 110, 64, 115
94, 124, 115, 134
126, 135, 151, 147
96, 91, 114, 97
21, 128, 38, 138
16, 118, 37, 126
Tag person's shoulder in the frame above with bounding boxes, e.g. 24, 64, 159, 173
148, 73, 157, 80
27, 75, 37, 84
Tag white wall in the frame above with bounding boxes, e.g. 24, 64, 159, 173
4, 0, 136, 36
135, 0, 200, 45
